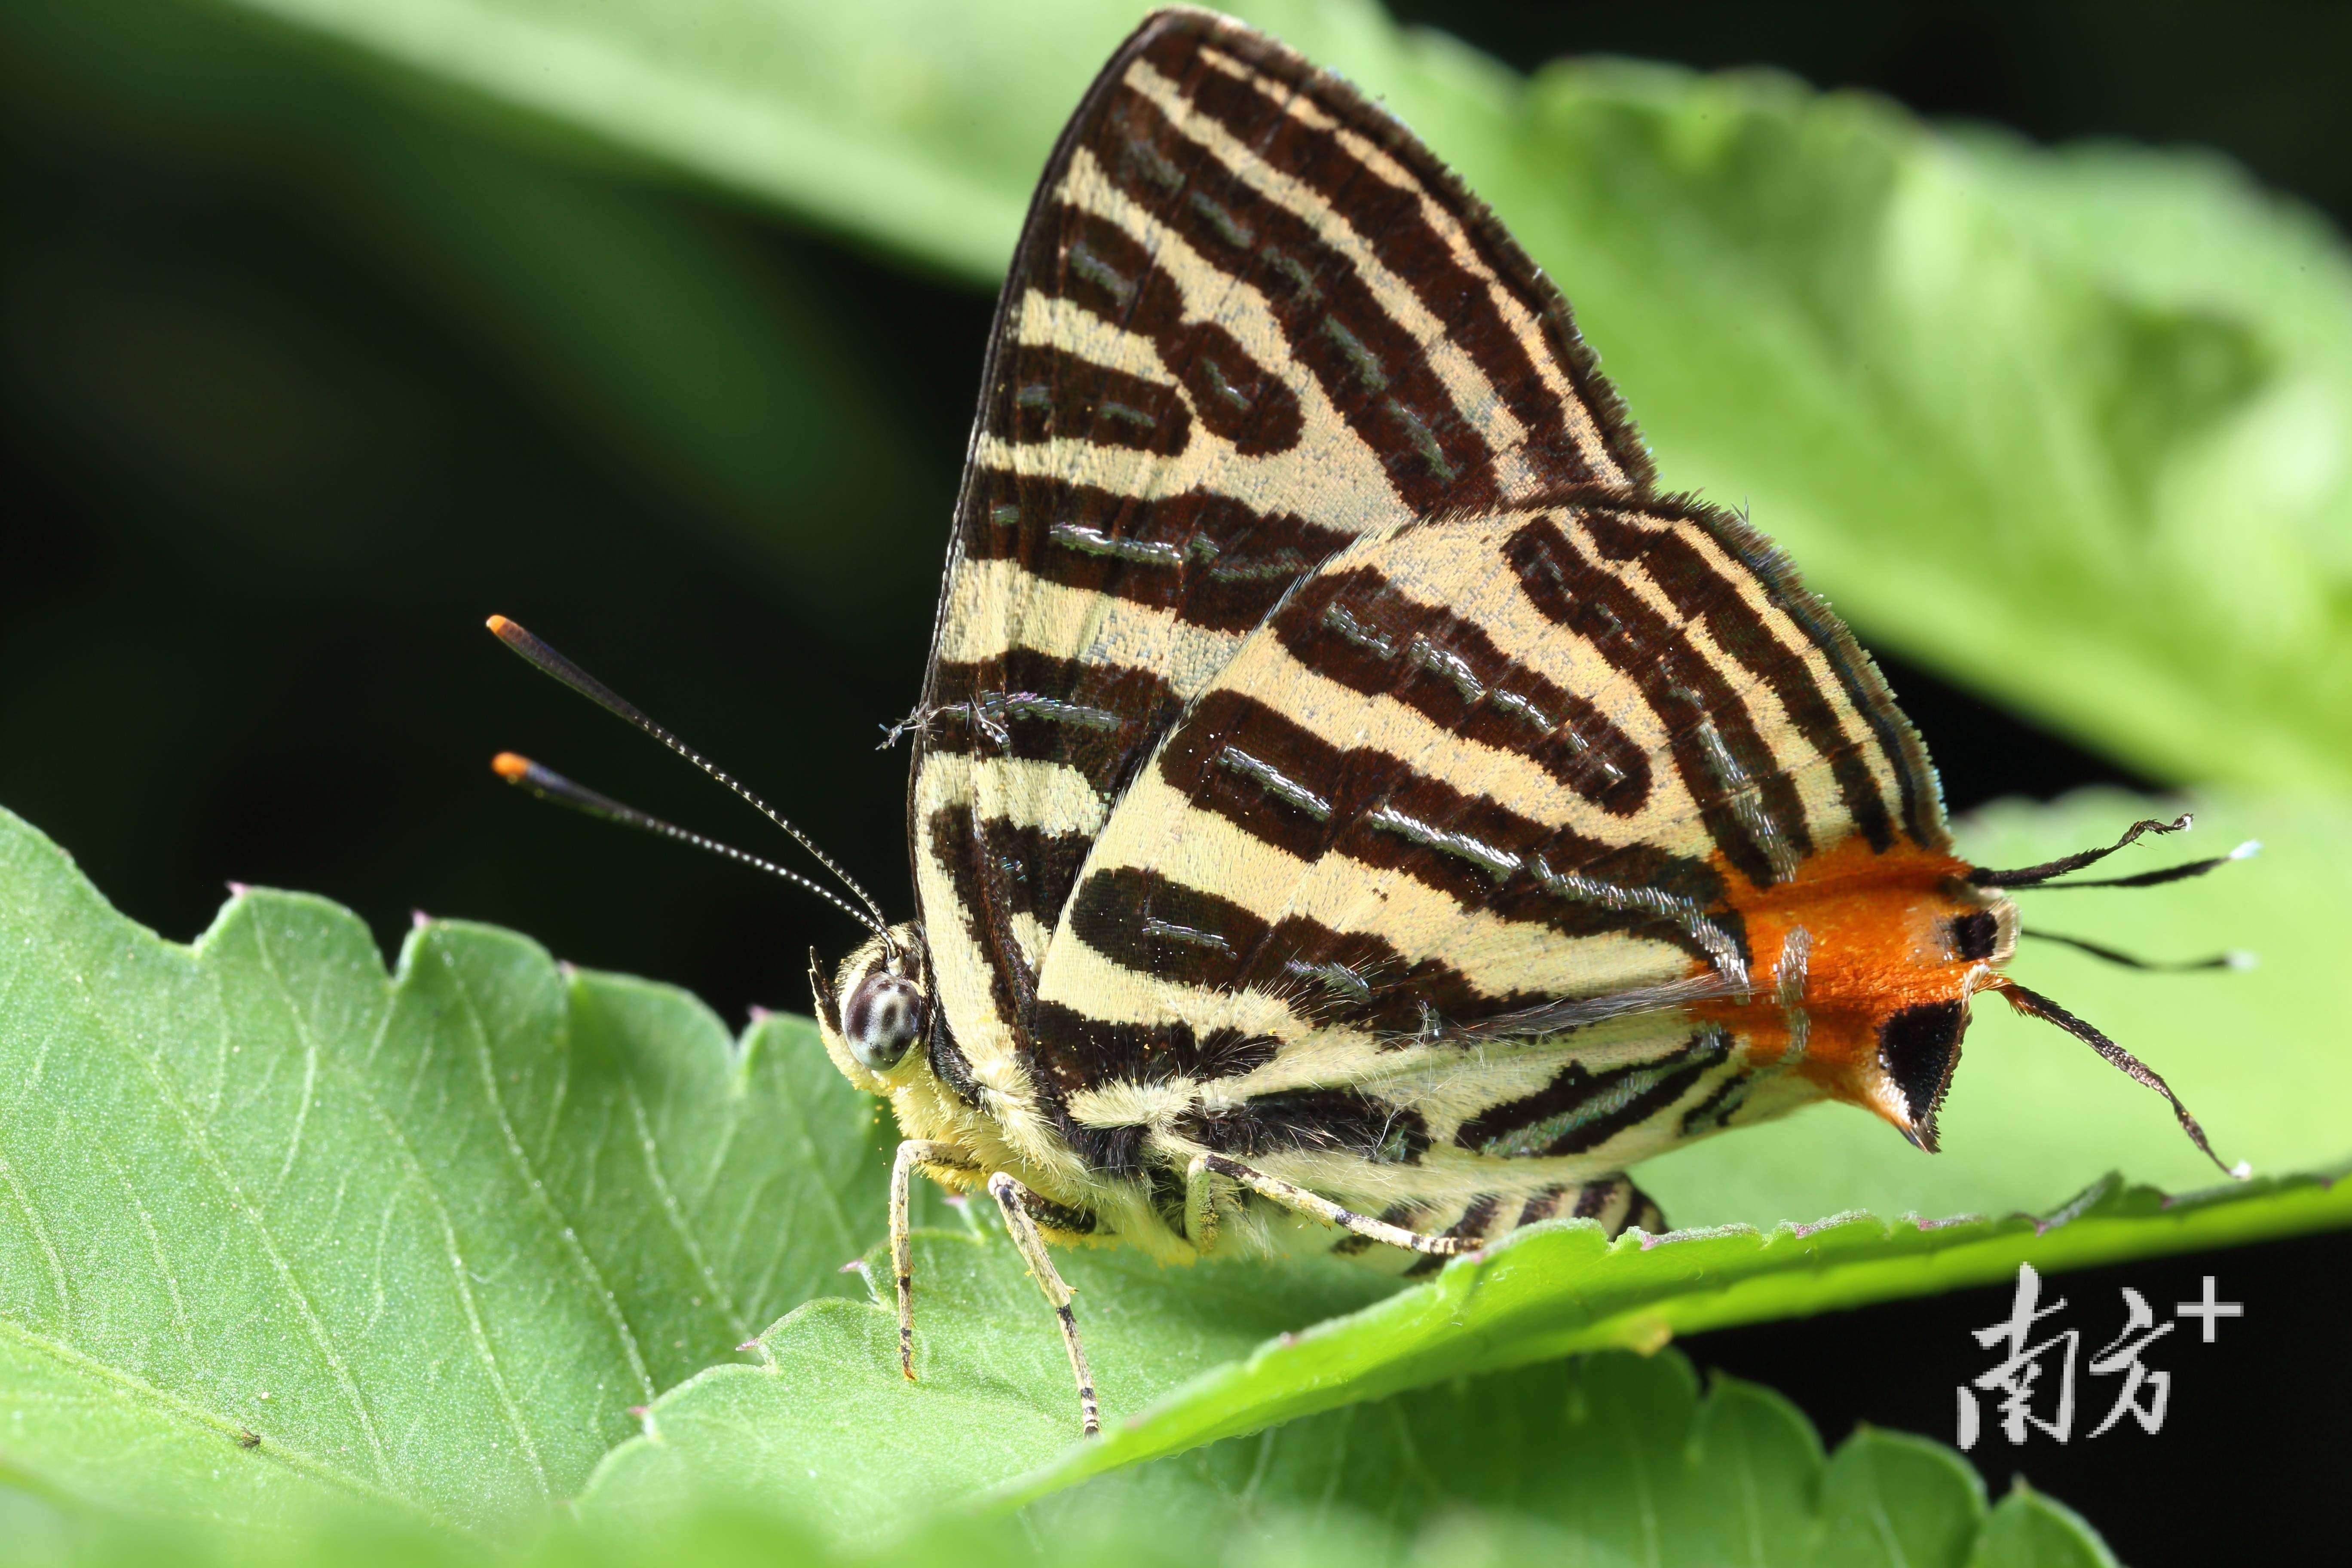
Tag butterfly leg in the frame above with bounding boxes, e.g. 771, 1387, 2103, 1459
1182, 1153, 1228, 1254
1185, 1152, 1462, 1257
891, 1139, 978, 1382
986, 1172, 1101, 1436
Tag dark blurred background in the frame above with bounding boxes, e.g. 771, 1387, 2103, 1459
3, 3, 2342, 1559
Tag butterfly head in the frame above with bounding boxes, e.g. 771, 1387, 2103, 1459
811, 924, 934, 1091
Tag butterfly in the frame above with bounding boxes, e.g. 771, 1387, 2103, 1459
490, 8, 2243, 1438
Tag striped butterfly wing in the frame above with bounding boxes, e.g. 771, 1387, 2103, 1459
912, 9, 1652, 1142
1034, 490, 1952, 1207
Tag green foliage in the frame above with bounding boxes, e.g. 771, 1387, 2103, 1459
988, 1353, 2108, 1568
591, 1165, 2340, 1531
217, 0, 2352, 791
0, 807, 888, 1527
580, 1225, 1390, 1540
3, 789, 2344, 1556
6, 0, 948, 651
0, 1348, 2106, 1568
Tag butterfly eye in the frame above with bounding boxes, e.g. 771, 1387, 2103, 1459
845, 970, 926, 1072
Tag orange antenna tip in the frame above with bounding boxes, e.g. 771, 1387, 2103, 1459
479, 617, 892, 933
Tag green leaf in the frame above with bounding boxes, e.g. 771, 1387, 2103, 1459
1489, 75, 2352, 791
1813, 1429, 1988, 1568
0, 1353, 2119, 1568
205, 0, 2352, 787
0, 807, 887, 1526
581, 1158, 2343, 1532
1967, 1482, 2123, 1568
1022, 1352, 2091, 1568
578, 1226, 1391, 1538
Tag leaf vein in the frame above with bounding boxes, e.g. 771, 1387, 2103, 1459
624, 1077, 752, 1344
443, 949, 658, 1404
0, 1146, 72, 1324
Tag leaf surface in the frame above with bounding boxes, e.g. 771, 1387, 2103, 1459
0, 808, 887, 1525
1024, 1352, 2102, 1568
0, 1355, 2121, 1568
579, 1161, 2342, 1531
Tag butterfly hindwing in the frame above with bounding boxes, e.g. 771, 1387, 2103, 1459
1028, 490, 1947, 1211
910, 9, 1654, 1156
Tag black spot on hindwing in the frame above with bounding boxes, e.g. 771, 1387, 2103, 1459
1878, 1000, 1967, 1151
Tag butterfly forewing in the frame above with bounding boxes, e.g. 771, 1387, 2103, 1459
911, 13, 1654, 1125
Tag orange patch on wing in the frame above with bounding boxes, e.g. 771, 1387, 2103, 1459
1693, 835, 1990, 1125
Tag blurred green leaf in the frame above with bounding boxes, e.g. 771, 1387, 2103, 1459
328, 135, 952, 635
6, 0, 947, 642
1966, 1483, 2123, 1568
0, 807, 888, 1527
211, 0, 2352, 785
1484, 71, 2352, 791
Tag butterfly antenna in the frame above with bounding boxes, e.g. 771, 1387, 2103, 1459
491, 754, 885, 939
2019, 931, 2255, 972
486, 616, 891, 931
1968, 813, 2260, 891
1992, 979, 2246, 1179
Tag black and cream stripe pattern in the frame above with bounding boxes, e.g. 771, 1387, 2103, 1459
899, 10, 1949, 1260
